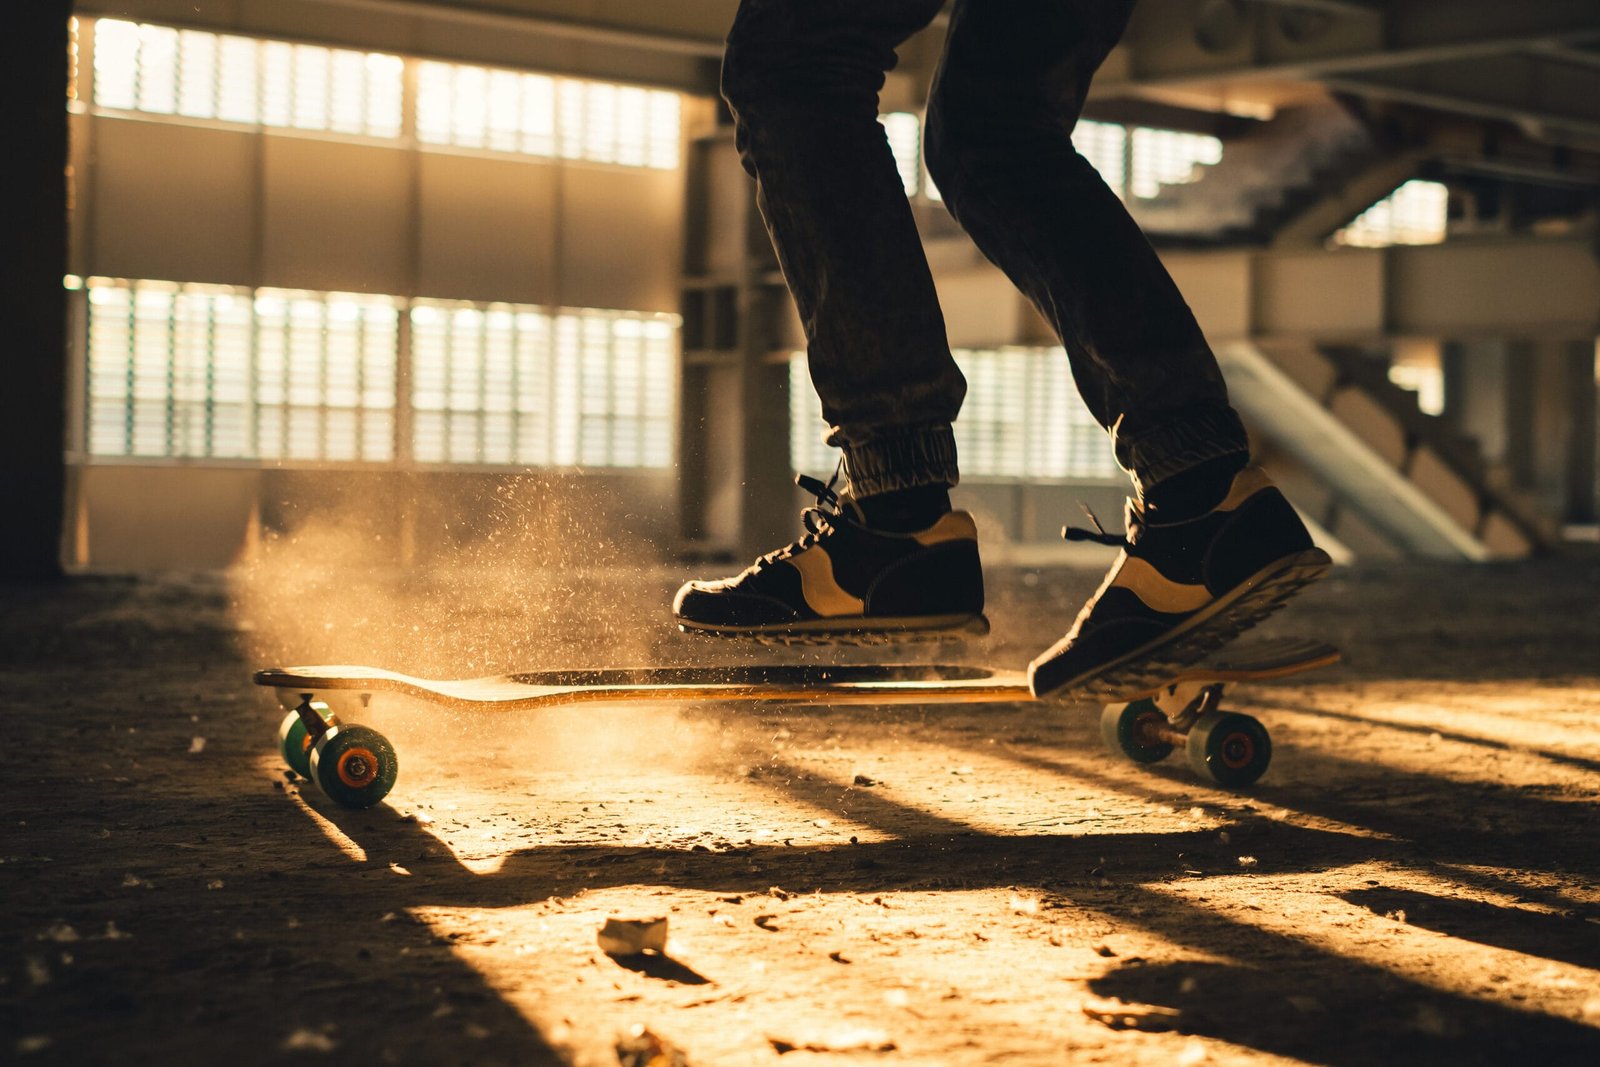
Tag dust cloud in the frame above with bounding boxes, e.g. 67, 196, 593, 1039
228, 471, 749, 775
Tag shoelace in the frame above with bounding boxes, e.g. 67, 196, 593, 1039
753, 463, 851, 569
1061, 501, 1142, 547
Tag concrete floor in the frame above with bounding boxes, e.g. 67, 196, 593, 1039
3, 548, 1599, 1065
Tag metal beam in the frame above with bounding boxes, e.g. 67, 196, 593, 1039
921, 234, 1600, 348
1326, 53, 1600, 144
1109, 0, 1600, 88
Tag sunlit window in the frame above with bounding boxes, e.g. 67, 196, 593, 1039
883, 111, 1217, 203
1129, 127, 1222, 199
1072, 120, 1127, 195
1388, 342, 1445, 416
410, 301, 677, 467
1334, 180, 1449, 248
880, 112, 924, 198
85, 279, 398, 462
90, 18, 404, 137
416, 60, 681, 168
791, 348, 1116, 481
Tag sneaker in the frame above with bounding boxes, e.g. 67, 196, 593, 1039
1028, 466, 1331, 699
673, 475, 988, 644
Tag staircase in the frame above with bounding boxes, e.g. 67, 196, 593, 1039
1130, 98, 1383, 246
1220, 339, 1555, 559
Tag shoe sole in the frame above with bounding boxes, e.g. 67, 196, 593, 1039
1030, 548, 1333, 701
678, 613, 991, 647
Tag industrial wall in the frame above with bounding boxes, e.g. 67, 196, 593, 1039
65, 15, 695, 571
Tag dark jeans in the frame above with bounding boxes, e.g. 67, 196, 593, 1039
721, 0, 1250, 498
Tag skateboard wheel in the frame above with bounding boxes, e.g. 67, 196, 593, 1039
309, 724, 398, 809
1186, 711, 1271, 787
1100, 699, 1175, 764
277, 702, 334, 778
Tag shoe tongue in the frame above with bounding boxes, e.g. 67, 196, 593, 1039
835, 493, 868, 526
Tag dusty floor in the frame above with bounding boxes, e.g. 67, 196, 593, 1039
3, 548, 1600, 1065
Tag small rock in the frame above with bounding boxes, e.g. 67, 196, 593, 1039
1093, 943, 1117, 958
828, 951, 851, 964
281, 1029, 338, 1052
616, 1025, 688, 1067
188, 737, 207, 754
1236, 856, 1258, 868
852, 774, 879, 787
754, 915, 779, 931
1082, 997, 1183, 1032
768, 1026, 894, 1054
597, 916, 668, 956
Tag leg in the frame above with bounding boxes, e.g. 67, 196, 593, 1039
920, 1, 1327, 697
672, 0, 986, 643
923, 0, 1248, 496
721, 0, 962, 496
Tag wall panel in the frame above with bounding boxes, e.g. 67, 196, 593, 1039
559, 165, 683, 312
90, 118, 257, 284
417, 152, 558, 303
260, 136, 410, 294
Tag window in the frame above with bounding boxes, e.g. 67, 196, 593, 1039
1072, 120, 1127, 194
879, 111, 1218, 203
790, 348, 1117, 481
90, 18, 404, 137
1334, 180, 1449, 248
410, 302, 677, 467
880, 112, 924, 198
1128, 127, 1222, 199
1388, 342, 1445, 417
85, 279, 398, 462
415, 60, 681, 168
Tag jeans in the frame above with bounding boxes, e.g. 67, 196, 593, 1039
721, 0, 1250, 498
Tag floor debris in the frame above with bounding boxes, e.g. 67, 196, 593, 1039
598, 917, 669, 957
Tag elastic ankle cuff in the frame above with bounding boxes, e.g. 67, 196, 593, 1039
1114, 408, 1250, 498
840, 425, 960, 497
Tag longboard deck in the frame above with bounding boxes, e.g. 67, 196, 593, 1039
255, 636, 1337, 711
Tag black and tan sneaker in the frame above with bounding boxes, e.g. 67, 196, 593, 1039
1028, 465, 1331, 699
673, 475, 988, 644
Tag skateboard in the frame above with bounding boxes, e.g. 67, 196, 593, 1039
255, 636, 1338, 808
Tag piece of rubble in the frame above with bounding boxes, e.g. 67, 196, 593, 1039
616, 1025, 688, 1067
597, 917, 668, 957
280, 1029, 338, 1052
769, 1027, 895, 1055
1081, 997, 1185, 1032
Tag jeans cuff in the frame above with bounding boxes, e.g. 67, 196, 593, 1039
1115, 407, 1251, 497
837, 425, 961, 497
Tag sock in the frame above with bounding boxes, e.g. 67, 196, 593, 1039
1142, 453, 1248, 522
856, 484, 952, 533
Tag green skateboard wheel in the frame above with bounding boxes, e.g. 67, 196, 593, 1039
309, 724, 398, 809
1100, 699, 1176, 764
1186, 710, 1271, 787
277, 702, 334, 778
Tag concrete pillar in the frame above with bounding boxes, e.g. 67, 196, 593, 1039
1441, 338, 1512, 465
678, 131, 795, 562
1502, 340, 1539, 491
0, 3, 72, 579
1542, 339, 1597, 525
1494, 337, 1600, 526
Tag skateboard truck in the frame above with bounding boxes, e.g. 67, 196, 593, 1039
1102, 681, 1272, 787
275, 689, 397, 809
